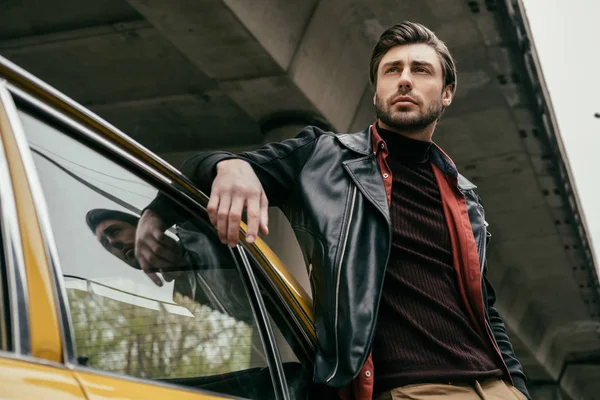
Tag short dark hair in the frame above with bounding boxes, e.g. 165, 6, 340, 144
86, 209, 139, 234
369, 21, 457, 94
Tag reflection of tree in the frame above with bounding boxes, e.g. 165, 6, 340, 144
67, 289, 253, 378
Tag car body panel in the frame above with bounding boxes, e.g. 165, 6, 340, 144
74, 370, 237, 400
0, 354, 86, 399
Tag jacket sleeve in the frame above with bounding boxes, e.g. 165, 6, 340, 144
484, 274, 532, 400
145, 126, 323, 223
180, 125, 323, 207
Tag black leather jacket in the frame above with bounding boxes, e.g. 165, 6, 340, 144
180, 125, 530, 398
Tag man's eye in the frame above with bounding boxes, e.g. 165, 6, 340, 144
386, 67, 399, 73
415, 67, 429, 73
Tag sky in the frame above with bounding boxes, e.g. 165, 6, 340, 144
521, 0, 600, 269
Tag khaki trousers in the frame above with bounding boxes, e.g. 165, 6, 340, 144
375, 379, 527, 400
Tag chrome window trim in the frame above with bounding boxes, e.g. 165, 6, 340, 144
0, 82, 31, 355
241, 244, 316, 352
1, 83, 77, 363
231, 247, 289, 400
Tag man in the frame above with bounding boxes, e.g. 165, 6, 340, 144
86, 208, 252, 323
135, 22, 530, 400
85, 208, 184, 283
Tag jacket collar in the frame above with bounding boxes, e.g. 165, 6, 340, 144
334, 124, 476, 191
335, 126, 372, 156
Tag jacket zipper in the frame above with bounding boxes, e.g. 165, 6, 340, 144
325, 185, 357, 383
478, 218, 486, 271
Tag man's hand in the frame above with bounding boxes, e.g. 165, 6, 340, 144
207, 159, 269, 247
135, 209, 183, 286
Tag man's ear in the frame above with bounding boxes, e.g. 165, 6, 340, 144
442, 85, 454, 107
373, 92, 377, 106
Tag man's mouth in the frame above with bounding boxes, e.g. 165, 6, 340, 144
392, 95, 418, 105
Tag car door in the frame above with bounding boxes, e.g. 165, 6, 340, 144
0, 57, 296, 399
0, 77, 87, 398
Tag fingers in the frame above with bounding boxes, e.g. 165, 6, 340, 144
145, 271, 164, 287
137, 254, 164, 287
208, 189, 267, 245
138, 233, 181, 270
207, 192, 219, 229
259, 192, 269, 236
151, 231, 181, 260
226, 196, 245, 247
245, 194, 261, 243
216, 194, 231, 244
194, 160, 270, 246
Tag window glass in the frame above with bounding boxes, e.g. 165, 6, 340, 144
19, 109, 276, 398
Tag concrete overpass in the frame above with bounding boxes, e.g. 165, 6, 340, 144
1, 1, 599, 398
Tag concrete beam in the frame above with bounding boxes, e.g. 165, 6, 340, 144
0, 0, 141, 39
221, 0, 318, 70
89, 92, 262, 153
0, 20, 151, 53
219, 75, 320, 122
125, 0, 282, 80
1, 21, 213, 105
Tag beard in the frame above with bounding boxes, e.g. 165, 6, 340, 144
375, 93, 444, 132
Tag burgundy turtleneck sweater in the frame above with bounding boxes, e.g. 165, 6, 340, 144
372, 126, 502, 395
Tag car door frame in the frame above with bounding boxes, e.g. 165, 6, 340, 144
0, 81, 31, 359
0, 78, 88, 399
1, 61, 295, 399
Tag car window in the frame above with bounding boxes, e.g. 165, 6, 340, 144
18, 109, 279, 399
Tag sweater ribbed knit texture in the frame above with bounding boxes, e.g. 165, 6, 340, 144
372, 127, 502, 395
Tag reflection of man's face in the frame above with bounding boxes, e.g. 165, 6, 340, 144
95, 219, 138, 269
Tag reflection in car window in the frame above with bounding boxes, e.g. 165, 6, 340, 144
18, 110, 278, 398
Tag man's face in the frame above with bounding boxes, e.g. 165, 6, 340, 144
95, 219, 138, 268
373, 43, 453, 134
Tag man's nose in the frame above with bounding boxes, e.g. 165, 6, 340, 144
107, 237, 124, 249
398, 71, 413, 91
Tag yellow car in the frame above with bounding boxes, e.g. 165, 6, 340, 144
0, 55, 327, 399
